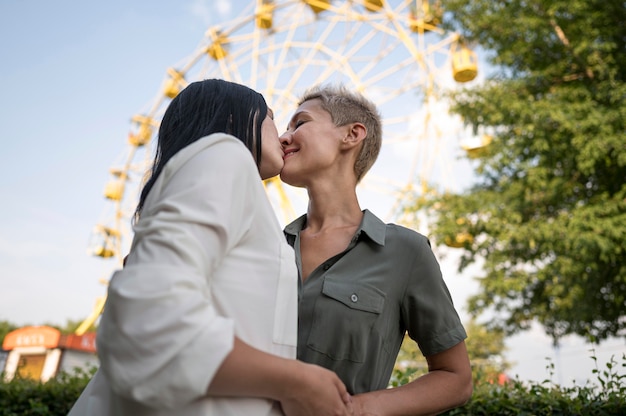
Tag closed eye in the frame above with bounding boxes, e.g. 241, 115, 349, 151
285, 110, 309, 132
284, 119, 305, 134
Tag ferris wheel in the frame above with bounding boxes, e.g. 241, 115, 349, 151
76, 0, 481, 335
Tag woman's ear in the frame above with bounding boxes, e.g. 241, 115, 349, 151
341, 122, 367, 149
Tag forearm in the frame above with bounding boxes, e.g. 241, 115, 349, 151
207, 337, 354, 416
353, 342, 472, 416
206, 337, 297, 401
353, 369, 472, 416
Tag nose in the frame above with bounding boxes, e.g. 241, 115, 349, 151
279, 131, 292, 146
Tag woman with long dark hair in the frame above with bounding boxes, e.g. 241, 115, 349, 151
68, 79, 352, 416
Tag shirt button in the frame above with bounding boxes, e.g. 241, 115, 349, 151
350, 293, 358, 302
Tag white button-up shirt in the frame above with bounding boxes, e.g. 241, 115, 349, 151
69, 134, 297, 416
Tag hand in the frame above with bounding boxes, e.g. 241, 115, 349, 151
280, 362, 353, 416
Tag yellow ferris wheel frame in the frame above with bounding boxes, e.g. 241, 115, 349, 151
77, 0, 481, 335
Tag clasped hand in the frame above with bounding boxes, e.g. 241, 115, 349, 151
280, 362, 354, 415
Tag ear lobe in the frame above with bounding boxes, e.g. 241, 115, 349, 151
342, 122, 367, 149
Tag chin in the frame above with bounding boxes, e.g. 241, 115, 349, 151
260, 164, 284, 180
261, 171, 281, 180
278, 172, 300, 187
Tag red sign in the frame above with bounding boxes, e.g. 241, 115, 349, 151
2, 326, 61, 350
58, 333, 97, 353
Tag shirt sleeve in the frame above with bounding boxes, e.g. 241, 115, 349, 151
401, 234, 467, 357
96, 138, 258, 409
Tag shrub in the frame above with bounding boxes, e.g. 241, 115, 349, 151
441, 352, 625, 415
0, 352, 623, 415
0, 367, 94, 416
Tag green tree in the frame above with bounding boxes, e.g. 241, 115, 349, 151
45, 319, 96, 335
0, 320, 19, 345
419, 0, 625, 342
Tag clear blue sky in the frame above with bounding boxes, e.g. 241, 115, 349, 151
0, 0, 222, 327
0, 0, 622, 387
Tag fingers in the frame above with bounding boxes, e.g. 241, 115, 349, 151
333, 373, 353, 415
281, 363, 353, 415
336, 378, 353, 405
282, 370, 353, 415
344, 394, 355, 415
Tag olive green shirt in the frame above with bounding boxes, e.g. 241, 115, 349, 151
284, 209, 467, 394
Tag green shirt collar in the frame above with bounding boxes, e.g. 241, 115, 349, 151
284, 209, 386, 246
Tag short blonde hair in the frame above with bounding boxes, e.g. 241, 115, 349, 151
298, 84, 382, 182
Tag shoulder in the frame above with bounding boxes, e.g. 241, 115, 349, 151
385, 223, 431, 248
381, 223, 439, 267
143, 133, 259, 208
360, 209, 431, 249
175, 133, 252, 168
163, 133, 256, 182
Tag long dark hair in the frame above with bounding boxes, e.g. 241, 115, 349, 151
134, 79, 267, 220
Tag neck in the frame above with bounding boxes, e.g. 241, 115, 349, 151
305, 181, 363, 232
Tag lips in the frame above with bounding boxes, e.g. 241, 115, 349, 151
283, 148, 298, 159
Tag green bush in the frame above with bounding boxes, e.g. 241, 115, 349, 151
441, 353, 625, 415
0, 353, 623, 415
0, 367, 94, 416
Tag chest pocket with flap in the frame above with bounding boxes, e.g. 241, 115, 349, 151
306, 277, 385, 363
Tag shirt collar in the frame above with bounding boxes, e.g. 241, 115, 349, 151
284, 214, 307, 237
359, 209, 386, 245
284, 209, 386, 246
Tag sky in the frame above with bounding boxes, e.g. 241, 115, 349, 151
0, 0, 623, 388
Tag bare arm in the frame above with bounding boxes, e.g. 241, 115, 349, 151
351, 341, 472, 416
208, 337, 353, 416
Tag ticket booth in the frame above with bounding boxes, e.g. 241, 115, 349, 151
2, 326, 98, 382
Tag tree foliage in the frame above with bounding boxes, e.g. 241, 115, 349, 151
0, 321, 19, 346
421, 0, 625, 341
47, 319, 96, 335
